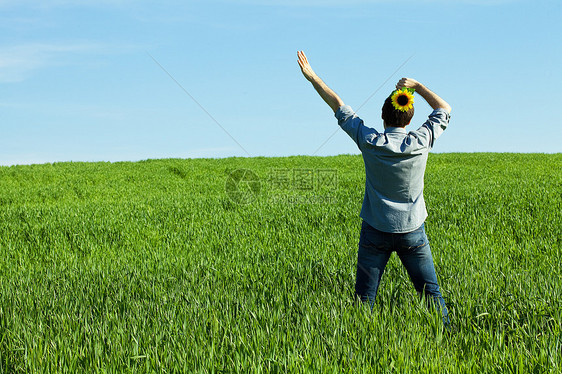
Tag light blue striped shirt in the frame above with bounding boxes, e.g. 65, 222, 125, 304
336, 105, 450, 233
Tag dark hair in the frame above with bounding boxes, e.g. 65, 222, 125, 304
381, 94, 414, 127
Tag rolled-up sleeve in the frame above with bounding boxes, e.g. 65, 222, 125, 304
335, 105, 378, 149
418, 108, 451, 149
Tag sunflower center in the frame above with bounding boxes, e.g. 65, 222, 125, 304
397, 94, 409, 106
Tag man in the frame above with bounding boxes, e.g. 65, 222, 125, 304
297, 50, 451, 325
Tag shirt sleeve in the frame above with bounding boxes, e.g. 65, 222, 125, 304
417, 108, 451, 149
335, 105, 379, 150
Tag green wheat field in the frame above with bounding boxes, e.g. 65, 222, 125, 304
1, 153, 561, 373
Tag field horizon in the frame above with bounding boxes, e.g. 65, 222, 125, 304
3, 151, 562, 169
1, 153, 561, 372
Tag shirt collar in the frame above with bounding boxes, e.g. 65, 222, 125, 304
384, 126, 408, 134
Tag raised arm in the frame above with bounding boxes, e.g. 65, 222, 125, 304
297, 51, 344, 113
396, 77, 451, 114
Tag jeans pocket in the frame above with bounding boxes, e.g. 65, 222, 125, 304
359, 224, 388, 252
401, 226, 429, 251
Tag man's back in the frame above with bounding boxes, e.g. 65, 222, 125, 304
336, 105, 450, 233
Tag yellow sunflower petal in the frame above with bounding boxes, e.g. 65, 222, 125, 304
390, 88, 414, 111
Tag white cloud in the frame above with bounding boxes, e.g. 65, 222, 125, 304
217, 0, 518, 5
0, 43, 90, 82
0, 0, 519, 9
0, 42, 141, 83
0, 0, 134, 8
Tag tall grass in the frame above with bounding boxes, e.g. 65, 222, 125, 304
0, 154, 561, 372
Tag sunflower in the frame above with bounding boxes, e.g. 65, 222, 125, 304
391, 88, 415, 112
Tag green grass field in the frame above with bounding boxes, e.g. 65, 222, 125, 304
1, 153, 561, 373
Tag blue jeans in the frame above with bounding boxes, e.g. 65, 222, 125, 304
355, 220, 450, 325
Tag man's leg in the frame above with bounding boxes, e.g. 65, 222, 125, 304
395, 224, 450, 326
355, 221, 392, 309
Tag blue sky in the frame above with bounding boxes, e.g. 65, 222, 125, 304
1, 0, 561, 165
